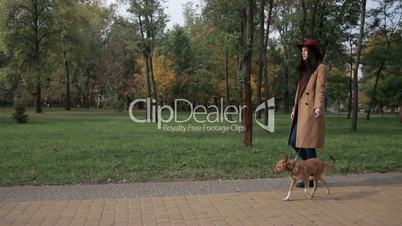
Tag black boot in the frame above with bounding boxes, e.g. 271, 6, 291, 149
296, 180, 314, 188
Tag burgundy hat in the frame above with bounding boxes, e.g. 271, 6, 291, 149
296, 38, 320, 49
296, 38, 323, 59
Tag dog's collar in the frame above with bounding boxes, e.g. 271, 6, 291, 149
288, 161, 297, 173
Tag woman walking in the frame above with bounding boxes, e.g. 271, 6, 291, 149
288, 38, 328, 188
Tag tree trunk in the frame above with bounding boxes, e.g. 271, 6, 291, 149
85, 74, 90, 109
283, 65, 290, 112
300, 0, 307, 38
237, 55, 243, 106
224, 47, 231, 120
149, 54, 155, 95
367, 24, 391, 120
144, 52, 152, 99
224, 47, 230, 105
138, 9, 158, 122
263, 0, 273, 126
310, 0, 320, 37
256, 0, 266, 119
223, 3, 231, 116
33, 0, 42, 113
380, 103, 384, 118
138, 14, 152, 102
143, 7, 158, 117
35, 80, 42, 113
72, 69, 81, 107
62, 37, 71, 111
347, 58, 353, 118
399, 105, 402, 123
237, 10, 245, 106
242, 0, 254, 146
149, 51, 158, 122
352, 0, 367, 132
366, 60, 385, 120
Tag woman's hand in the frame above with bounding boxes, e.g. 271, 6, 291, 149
313, 108, 321, 118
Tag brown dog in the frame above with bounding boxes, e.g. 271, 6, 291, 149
274, 155, 335, 201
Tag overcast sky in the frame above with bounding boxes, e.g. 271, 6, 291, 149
104, 0, 203, 29
105, 0, 379, 29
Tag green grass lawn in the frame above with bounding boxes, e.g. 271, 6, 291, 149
0, 107, 401, 186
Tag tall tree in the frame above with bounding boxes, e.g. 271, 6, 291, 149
79, 2, 111, 109
0, 0, 56, 113
256, 0, 266, 119
101, 20, 139, 109
342, 0, 361, 119
346, 29, 357, 118
241, 0, 254, 146
165, 26, 192, 77
352, 0, 367, 132
327, 67, 349, 114
163, 25, 193, 99
55, 0, 79, 110
126, 0, 167, 120
263, 0, 274, 125
274, 0, 297, 113
202, 0, 243, 116
365, 0, 401, 120
52, 1, 110, 109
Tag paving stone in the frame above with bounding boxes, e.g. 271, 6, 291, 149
0, 173, 401, 225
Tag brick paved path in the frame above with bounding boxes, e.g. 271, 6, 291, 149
1, 173, 401, 225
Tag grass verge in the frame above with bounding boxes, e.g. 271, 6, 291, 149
0, 108, 401, 186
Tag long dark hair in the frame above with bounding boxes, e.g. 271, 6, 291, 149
296, 46, 322, 79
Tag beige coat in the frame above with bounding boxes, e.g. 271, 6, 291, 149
287, 63, 328, 148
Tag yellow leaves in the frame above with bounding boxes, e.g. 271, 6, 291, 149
134, 54, 176, 99
132, 73, 146, 98
153, 54, 175, 99
133, 58, 146, 97
217, 82, 226, 97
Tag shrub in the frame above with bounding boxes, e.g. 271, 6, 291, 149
12, 102, 28, 123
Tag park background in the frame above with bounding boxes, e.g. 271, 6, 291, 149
0, 0, 401, 186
